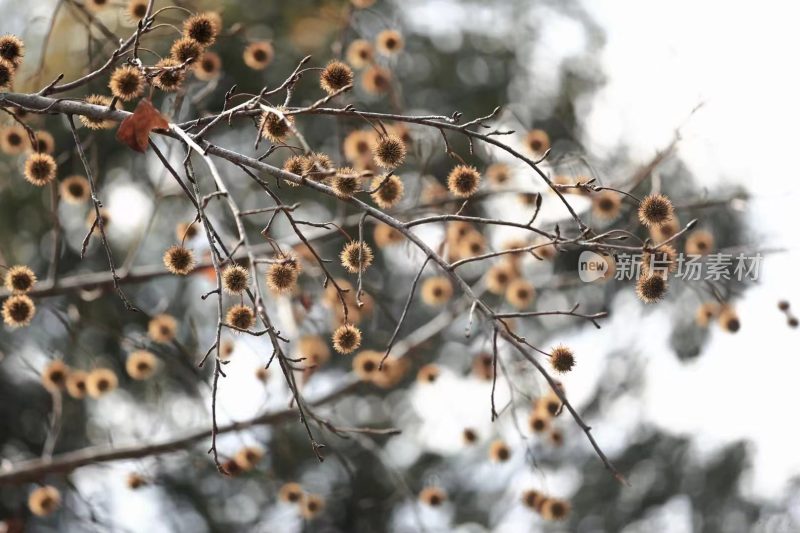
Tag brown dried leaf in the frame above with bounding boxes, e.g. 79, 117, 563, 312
116, 99, 169, 153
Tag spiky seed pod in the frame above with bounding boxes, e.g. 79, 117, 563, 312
650, 216, 679, 242
374, 223, 403, 248
301, 494, 326, 519
176, 222, 198, 241
525, 129, 550, 154
333, 324, 362, 354
221, 459, 242, 476
489, 439, 512, 463
528, 411, 550, 433
549, 345, 575, 374
59, 175, 90, 204
194, 51, 222, 81
351, 0, 376, 8
85, 0, 110, 12
506, 279, 535, 309
351, 350, 379, 380
66, 370, 89, 399
376, 29, 404, 55
163, 245, 195, 275
638, 193, 674, 228
472, 353, 494, 381
522, 489, 545, 510
0, 35, 24, 68
419, 487, 447, 507
259, 108, 294, 143
148, 314, 178, 343
42, 360, 69, 393
282, 155, 305, 186
234, 446, 264, 471
447, 165, 481, 198
685, 229, 715, 256
541, 498, 571, 521
371, 355, 407, 389
255, 367, 269, 382
486, 163, 511, 187
183, 13, 218, 46
346, 39, 374, 69
593, 190, 622, 220
170, 37, 203, 65
636, 272, 668, 303
279, 482, 304, 503
343, 130, 374, 162
0, 124, 26, 155
332, 168, 361, 198
778, 300, 790, 311
446, 221, 473, 244
463, 428, 478, 445
126, 0, 148, 22
642, 244, 679, 275
153, 58, 185, 92
372, 135, 406, 169
417, 364, 440, 384
541, 393, 562, 417
222, 264, 250, 295
302, 152, 334, 179
28, 486, 61, 517
299, 335, 331, 369
226, 305, 255, 331
127, 472, 147, 489
0, 58, 14, 90
23, 152, 57, 187
109, 65, 144, 101
550, 429, 564, 447
267, 255, 301, 294
458, 231, 486, 259
340, 241, 374, 274
33, 130, 54, 154
320, 60, 354, 95
2, 294, 35, 327
362, 65, 392, 94
220, 339, 235, 360
421, 276, 453, 307
4, 265, 36, 294
718, 305, 740, 333
80, 95, 116, 130
486, 261, 517, 295
371, 175, 404, 209
243, 41, 274, 70
789, 317, 799, 328
695, 302, 720, 327
86, 368, 118, 398
126, 350, 158, 380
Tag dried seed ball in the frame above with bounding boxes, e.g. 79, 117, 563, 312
59, 175, 90, 204
282, 155, 305, 186
778, 300, 791, 311
2, 294, 35, 327
638, 193, 674, 228
718, 305, 741, 333
641, 244, 678, 274
505, 279, 535, 309
539, 392, 562, 417
125, 350, 158, 380
320, 60, 354, 95
524, 129, 550, 155
636, 272, 668, 304
362, 64, 392, 94
23, 152, 57, 187
4, 265, 36, 294
789, 317, 799, 328
549, 429, 564, 447
593, 190, 622, 220
695, 302, 720, 327
183, 12, 218, 46
373, 222, 403, 248
28, 486, 61, 517
346, 39, 374, 69
489, 439, 512, 462
255, 367, 269, 382
220, 338, 235, 360
446, 221, 473, 244
458, 231, 486, 259
372, 355, 407, 389
371, 175, 405, 209
447, 165, 481, 198
486, 261, 517, 295
685, 229, 715, 256
463, 428, 479, 445
126, 0, 148, 22
42, 360, 69, 392
163, 245, 195, 275
127, 472, 147, 489
376, 29, 404, 55
302, 152, 334, 179
226, 304, 255, 331
352, 350, 380, 381
234, 446, 264, 471
417, 364, 440, 384
486, 163, 512, 187
85, 0, 110, 12
194, 51, 222, 81
222, 264, 249, 295
243, 41, 274, 70
528, 411, 550, 434
66, 370, 89, 398
153, 58, 185, 92
108, 65, 144, 102
301, 494, 326, 519
0, 124, 27, 155
259, 108, 294, 143
0, 34, 24, 68
221, 458, 243, 476
32, 130, 54, 154
372, 135, 406, 169
550, 345, 575, 374
333, 323, 362, 354
421, 276, 453, 307
419, 487, 447, 507
332, 168, 361, 198
340, 241, 374, 274
472, 352, 494, 381
650, 215, 680, 242
279, 482, 304, 503
267, 255, 301, 294
522, 489, 545, 511
541, 498, 571, 521
343, 129, 374, 162
80, 94, 116, 130
86, 368, 118, 398
176, 221, 199, 241
170, 37, 203, 65
148, 314, 178, 343
299, 335, 331, 369
0, 58, 14, 90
